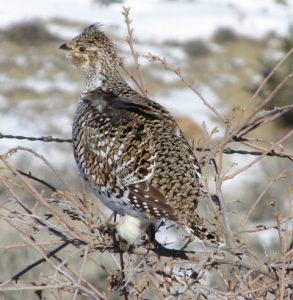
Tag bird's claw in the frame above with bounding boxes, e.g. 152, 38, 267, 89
99, 222, 117, 237
99, 222, 132, 252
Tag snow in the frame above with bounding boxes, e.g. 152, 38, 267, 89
0, 77, 79, 94
0, 108, 74, 170
24, 76, 78, 93
157, 84, 224, 132
0, 0, 291, 42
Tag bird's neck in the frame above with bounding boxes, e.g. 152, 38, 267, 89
82, 68, 138, 98
82, 72, 103, 95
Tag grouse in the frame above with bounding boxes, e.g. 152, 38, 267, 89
59, 24, 219, 245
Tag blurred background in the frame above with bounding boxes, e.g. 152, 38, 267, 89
0, 0, 292, 298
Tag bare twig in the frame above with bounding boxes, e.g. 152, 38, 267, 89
73, 246, 89, 300
146, 52, 226, 123
0, 155, 78, 237
6, 241, 70, 284
239, 170, 288, 230
234, 104, 293, 140
253, 72, 292, 115
224, 129, 293, 180
122, 6, 148, 97
0, 283, 73, 292
245, 48, 293, 110
2, 146, 69, 188
16, 169, 57, 192
238, 215, 293, 233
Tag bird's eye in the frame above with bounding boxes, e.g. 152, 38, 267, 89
78, 46, 87, 53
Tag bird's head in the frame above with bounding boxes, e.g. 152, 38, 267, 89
59, 24, 118, 78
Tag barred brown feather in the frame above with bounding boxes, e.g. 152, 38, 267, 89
60, 24, 220, 245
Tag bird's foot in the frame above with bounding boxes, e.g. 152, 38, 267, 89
145, 223, 156, 243
99, 222, 132, 252
99, 222, 117, 237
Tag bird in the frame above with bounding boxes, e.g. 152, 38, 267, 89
59, 24, 219, 245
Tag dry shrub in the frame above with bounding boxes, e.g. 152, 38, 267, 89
212, 27, 239, 44
0, 20, 60, 45
182, 39, 212, 57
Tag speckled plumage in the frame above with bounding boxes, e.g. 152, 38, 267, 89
60, 24, 219, 244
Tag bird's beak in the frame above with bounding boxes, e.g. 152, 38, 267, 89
59, 43, 71, 51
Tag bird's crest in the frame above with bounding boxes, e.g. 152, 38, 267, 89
73, 22, 113, 49
82, 23, 103, 37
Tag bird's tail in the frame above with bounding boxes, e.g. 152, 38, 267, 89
186, 213, 220, 245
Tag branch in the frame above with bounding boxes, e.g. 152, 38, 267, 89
8, 241, 70, 283
16, 169, 57, 192
0, 155, 83, 242
224, 129, 293, 180
105, 242, 278, 280
245, 48, 293, 110
145, 52, 227, 123
122, 6, 148, 97
234, 104, 293, 141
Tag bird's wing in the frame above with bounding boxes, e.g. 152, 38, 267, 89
81, 91, 177, 219
127, 181, 177, 220
109, 119, 177, 220
84, 89, 174, 122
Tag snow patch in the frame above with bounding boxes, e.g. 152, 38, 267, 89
157, 84, 224, 132
0, 0, 291, 42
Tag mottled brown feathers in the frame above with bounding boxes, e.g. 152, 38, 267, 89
61, 24, 220, 244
